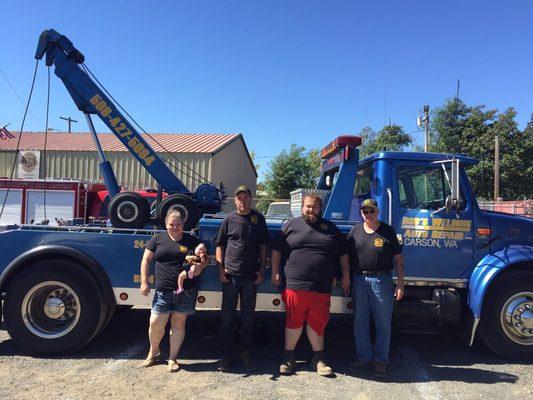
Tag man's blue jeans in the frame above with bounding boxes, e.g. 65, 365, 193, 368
219, 275, 257, 356
352, 273, 394, 364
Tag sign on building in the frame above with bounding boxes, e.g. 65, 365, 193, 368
18, 150, 40, 179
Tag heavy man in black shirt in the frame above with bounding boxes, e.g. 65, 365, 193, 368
271, 193, 350, 376
215, 185, 270, 372
347, 198, 405, 378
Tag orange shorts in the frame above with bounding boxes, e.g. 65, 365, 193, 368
281, 289, 331, 336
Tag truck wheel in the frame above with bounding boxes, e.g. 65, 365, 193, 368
480, 270, 533, 361
108, 192, 150, 229
4, 260, 106, 355
158, 194, 199, 230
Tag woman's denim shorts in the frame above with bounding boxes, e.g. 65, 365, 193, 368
151, 288, 198, 315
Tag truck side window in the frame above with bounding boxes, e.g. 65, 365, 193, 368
397, 166, 463, 210
354, 166, 373, 196
398, 180, 408, 208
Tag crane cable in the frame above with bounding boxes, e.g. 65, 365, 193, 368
0, 59, 40, 222
80, 64, 213, 187
42, 66, 51, 223
58, 63, 211, 188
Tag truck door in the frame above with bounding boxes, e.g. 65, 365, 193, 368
391, 162, 474, 279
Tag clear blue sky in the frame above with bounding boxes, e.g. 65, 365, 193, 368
1, 1, 532, 180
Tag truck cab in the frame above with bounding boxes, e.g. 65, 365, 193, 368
305, 136, 533, 360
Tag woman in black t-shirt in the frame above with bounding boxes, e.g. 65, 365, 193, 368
140, 208, 208, 372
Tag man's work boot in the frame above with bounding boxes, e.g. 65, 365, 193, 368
311, 351, 333, 377
348, 360, 372, 372
373, 361, 387, 378
279, 350, 296, 375
217, 356, 232, 372
241, 350, 258, 372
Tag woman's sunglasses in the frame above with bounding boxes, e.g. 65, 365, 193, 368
361, 208, 376, 215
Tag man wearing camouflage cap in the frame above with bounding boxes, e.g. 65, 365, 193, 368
215, 185, 270, 372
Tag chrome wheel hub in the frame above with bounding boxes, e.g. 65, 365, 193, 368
117, 201, 138, 222
501, 292, 533, 345
44, 297, 65, 319
21, 281, 81, 339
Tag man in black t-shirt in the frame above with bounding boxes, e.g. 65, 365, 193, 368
271, 193, 351, 376
346, 198, 404, 378
214, 185, 270, 372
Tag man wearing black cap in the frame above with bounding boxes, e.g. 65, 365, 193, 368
215, 185, 270, 372
347, 198, 404, 378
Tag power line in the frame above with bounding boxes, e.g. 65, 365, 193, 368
0, 66, 43, 125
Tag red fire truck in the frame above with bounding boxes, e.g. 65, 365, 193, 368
0, 178, 107, 225
0, 178, 168, 226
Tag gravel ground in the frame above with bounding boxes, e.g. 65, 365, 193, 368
0, 309, 531, 400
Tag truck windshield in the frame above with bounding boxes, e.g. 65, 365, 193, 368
397, 166, 464, 210
267, 202, 291, 217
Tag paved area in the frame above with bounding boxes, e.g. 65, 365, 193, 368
0, 309, 531, 400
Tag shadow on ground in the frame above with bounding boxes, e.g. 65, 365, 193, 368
0, 309, 527, 385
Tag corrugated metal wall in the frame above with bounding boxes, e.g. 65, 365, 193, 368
0, 136, 257, 214
211, 139, 257, 212
0, 152, 17, 178
0, 150, 212, 191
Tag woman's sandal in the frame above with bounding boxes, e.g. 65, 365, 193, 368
168, 360, 180, 372
142, 352, 161, 367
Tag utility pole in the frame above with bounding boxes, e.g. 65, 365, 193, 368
494, 135, 500, 201
423, 105, 430, 152
60, 116, 78, 133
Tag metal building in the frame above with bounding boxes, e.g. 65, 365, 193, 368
0, 132, 257, 211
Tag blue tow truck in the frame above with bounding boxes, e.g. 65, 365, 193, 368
0, 31, 532, 360
1, 135, 532, 360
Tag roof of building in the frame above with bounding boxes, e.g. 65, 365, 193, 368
0, 132, 242, 154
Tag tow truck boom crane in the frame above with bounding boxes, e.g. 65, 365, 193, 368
35, 29, 224, 229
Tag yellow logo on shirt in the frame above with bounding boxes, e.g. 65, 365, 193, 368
250, 215, 258, 224
179, 245, 188, 253
374, 237, 384, 247
320, 223, 328, 230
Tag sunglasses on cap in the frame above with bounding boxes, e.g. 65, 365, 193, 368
361, 208, 376, 215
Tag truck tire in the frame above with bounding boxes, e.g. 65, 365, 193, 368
108, 192, 150, 229
4, 260, 106, 355
158, 194, 199, 231
480, 270, 533, 361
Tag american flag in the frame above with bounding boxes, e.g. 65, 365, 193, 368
0, 125, 15, 140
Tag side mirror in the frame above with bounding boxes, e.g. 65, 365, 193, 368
445, 195, 460, 213
446, 159, 462, 213
433, 158, 461, 215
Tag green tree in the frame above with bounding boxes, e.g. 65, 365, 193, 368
360, 124, 413, 157
358, 126, 377, 158
496, 110, 533, 199
523, 115, 533, 197
430, 98, 470, 153
307, 148, 321, 176
249, 149, 260, 172
263, 145, 320, 199
431, 99, 532, 199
